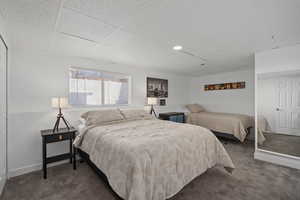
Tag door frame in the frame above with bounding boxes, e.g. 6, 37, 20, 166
0, 33, 8, 179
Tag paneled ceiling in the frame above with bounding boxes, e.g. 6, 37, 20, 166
1, 0, 300, 75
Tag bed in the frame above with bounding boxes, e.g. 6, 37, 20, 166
186, 104, 253, 142
74, 109, 235, 200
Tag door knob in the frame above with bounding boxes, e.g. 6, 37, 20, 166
276, 108, 280, 111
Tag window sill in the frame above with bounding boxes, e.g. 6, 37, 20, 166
66, 104, 133, 111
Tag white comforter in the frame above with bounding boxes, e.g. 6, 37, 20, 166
74, 119, 234, 200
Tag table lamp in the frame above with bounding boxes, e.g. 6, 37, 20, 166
147, 97, 158, 118
52, 97, 70, 132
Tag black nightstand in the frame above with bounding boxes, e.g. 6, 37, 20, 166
41, 128, 77, 179
159, 112, 185, 123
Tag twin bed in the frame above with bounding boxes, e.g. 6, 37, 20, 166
186, 104, 253, 142
74, 108, 235, 200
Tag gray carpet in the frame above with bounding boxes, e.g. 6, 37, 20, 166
258, 132, 300, 157
1, 140, 300, 200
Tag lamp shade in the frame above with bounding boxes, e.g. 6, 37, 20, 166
52, 97, 69, 108
147, 97, 158, 105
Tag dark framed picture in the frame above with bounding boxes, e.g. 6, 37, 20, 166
147, 77, 168, 98
160, 99, 166, 106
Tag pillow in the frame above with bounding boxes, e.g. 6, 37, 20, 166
81, 109, 124, 126
186, 104, 205, 113
120, 109, 154, 120
79, 118, 86, 125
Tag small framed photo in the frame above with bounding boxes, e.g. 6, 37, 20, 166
160, 99, 166, 106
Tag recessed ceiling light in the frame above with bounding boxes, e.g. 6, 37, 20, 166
173, 45, 183, 51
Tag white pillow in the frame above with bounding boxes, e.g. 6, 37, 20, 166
81, 109, 124, 126
186, 104, 205, 113
120, 109, 154, 120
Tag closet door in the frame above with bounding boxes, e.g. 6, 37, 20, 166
276, 77, 300, 135
0, 36, 7, 179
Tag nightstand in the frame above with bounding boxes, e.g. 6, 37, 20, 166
159, 112, 185, 123
41, 128, 77, 179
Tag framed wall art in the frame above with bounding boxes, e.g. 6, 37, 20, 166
204, 81, 245, 91
147, 77, 168, 98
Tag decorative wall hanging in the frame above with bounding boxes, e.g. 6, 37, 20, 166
147, 77, 168, 98
204, 81, 245, 91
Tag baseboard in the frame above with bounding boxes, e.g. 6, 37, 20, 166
0, 176, 6, 197
8, 160, 69, 178
254, 150, 300, 170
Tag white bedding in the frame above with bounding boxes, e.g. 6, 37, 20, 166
74, 119, 234, 200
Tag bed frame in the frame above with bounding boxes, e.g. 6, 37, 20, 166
212, 127, 252, 143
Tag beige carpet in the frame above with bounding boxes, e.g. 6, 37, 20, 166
1, 140, 300, 200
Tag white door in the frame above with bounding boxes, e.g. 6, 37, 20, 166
0, 37, 7, 180
276, 77, 300, 135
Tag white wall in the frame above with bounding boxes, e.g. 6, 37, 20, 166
189, 69, 255, 116
255, 44, 300, 74
7, 50, 190, 177
0, 11, 8, 195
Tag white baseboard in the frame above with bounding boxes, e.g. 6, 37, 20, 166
8, 163, 42, 178
254, 150, 300, 170
8, 160, 69, 178
0, 176, 6, 197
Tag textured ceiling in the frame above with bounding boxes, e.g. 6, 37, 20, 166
1, 0, 300, 76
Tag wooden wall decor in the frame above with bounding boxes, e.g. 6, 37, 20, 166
204, 81, 245, 91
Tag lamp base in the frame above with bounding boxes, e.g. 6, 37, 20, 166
150, 105, 157, 118
53, 108, 70, 132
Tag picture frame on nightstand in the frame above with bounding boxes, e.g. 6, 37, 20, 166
160, 99, 166, 106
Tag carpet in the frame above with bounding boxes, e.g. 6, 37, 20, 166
258, 132, 300, 157
1, 140, 300, 200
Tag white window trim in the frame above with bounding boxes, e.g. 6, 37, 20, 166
69, 67, 132, 107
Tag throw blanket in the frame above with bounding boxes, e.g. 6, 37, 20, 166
186, 112, 253, 142
74, 119, 235, 200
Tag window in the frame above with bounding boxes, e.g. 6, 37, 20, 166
69, 68, 131, 106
